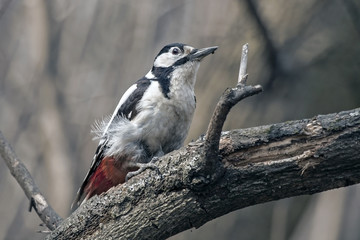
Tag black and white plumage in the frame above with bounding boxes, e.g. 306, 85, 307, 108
72, 43, 218, 207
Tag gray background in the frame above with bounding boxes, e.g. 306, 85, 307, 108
0, 0, 359, 239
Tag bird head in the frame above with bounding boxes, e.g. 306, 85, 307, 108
147, 43, 218, 87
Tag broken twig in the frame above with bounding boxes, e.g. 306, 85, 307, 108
205, 43, 263, 159
0, 131, 62, 230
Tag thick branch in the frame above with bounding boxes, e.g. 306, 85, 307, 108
0, 131, 62, 230
47, 107, 360, 240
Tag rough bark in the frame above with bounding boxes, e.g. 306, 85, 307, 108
46, 107, 360, 240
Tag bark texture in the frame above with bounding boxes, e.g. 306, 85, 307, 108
47, 107, 360, 240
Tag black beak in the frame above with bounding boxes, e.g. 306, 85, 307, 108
189, 46, 218, 61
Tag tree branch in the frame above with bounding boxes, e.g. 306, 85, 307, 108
203, 44, 262, 184
46, 107, 360, 239
205, 43, 262, 156
0, 131, 63, 230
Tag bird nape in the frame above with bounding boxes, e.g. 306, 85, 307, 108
72, 43, 218, 209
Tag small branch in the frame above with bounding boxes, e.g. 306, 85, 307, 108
204, 44, 262, 160
0, 131, 62, 230
238, 43, 249, 83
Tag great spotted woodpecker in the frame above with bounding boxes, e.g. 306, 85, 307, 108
72, 43, 218, 207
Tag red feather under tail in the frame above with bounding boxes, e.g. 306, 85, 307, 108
83, 156, 130, 201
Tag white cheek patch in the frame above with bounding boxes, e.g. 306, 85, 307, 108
154, 52, 178, 68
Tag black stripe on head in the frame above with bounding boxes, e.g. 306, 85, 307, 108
117, 79, 151, 120
172, 55, 190, 67
150, 54, 191, 98
156, 43, 186, 58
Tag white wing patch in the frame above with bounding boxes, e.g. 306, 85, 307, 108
102, 84, 138, 135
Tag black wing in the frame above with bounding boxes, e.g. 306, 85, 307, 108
71, 78, 151, 208
117, 78, 151, 120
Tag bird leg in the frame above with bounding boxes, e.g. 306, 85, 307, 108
125, 157, 160, 182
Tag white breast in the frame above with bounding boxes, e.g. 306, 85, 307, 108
134, 80, 196, 154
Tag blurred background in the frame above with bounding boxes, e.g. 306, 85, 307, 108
0, 0, 359, 239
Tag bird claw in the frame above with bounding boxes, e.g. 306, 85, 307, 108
125, 157, 160, 182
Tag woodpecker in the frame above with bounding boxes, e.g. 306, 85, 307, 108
72, 43, 218, 208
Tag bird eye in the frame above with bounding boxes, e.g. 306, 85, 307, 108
172, 48, 180, 55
